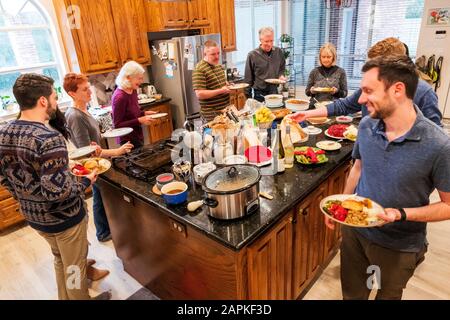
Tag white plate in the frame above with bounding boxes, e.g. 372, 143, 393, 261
149, 113, 168, 119
138, 98, 156, 104
249, 159, 272, 167
336, 116, 353, 123
324, 129, 345, 140
303, 126, 322, 135
316, 140, 342, 151
320, 194, 384, 228
265, 78, 286, 84
266, 103, 284, 109
229, 83, 249, 90
314, 87, 333, 93
102, 127, 134, 138
68, 145, 97, 160
307, 117, 331, 125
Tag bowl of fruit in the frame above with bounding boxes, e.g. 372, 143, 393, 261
255, 106, 276, 129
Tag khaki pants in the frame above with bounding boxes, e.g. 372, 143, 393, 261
340, 226, 426, 300
38, 219, 89, 300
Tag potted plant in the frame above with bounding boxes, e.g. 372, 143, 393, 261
284, 50, 291, 65
280, 34, 293, 48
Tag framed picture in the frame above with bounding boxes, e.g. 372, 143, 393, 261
427, 8, 450, 26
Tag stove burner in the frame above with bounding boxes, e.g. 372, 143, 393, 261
112, 139, 176, 183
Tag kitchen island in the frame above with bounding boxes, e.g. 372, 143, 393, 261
98, 124, 354, 299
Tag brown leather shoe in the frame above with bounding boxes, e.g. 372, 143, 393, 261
87, 259, 96, 267
87, 266, 110, 281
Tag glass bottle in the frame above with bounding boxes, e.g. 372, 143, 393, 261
284, 125, 294, 169
277, 125, 285, 173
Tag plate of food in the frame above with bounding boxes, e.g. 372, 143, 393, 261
314, 100, 333, 109
336, 115, 353, 123
314, 87, 334, 93
265, 78, 286, 85
102, 127, 133, 138
229, 83, 249, 90
324, 124, 350, 139
320, 194, 384, 227
343, 125, 358, 141
316, 140, 342, 151
272, 108, 292, 119
307, 117, 330, 125
70, 157, 111, 176
294, 146, 328, 165
244, 145, 272, 167
68, 145, 97, 160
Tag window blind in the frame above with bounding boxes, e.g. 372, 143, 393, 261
290, 0, 424, 90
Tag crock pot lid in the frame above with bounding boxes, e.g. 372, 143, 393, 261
205, 165, 259, 192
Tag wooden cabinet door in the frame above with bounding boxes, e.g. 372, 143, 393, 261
111, 0, 151, 66
159, 1, 190, 29
65, 0, 120, 74
146, 103, 173, 143
146, 0, 163, 31
323, 165, 345, 258
203, 0, 220, 34
187, 0, 210, 28
218, 0, 236, 51
292, 182, 328, 298
248, 213, 294, 300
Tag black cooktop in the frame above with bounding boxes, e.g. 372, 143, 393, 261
112, 139, 178, 183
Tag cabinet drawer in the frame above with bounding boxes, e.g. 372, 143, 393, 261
0, 196, 17, 208
1, 203, 21, 219
0, 187, 12, 201
0, 202, 24, 230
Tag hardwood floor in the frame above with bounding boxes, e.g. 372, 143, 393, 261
1, 191, 449, 300
0, 197, 141, 300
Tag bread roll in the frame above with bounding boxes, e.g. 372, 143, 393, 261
84, 159, 98, 170
342, 199, 364, 211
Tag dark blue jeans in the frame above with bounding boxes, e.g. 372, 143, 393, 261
92, 183, 111, 240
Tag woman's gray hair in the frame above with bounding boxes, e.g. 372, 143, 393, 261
115, 61, 145, 89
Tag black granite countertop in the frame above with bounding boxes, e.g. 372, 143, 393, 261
138, 97, 171, 109
100, 120, 356, 251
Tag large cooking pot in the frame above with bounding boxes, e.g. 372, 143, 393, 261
202, 165, 261, 220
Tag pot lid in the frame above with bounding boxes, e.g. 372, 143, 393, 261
204, 165, 260, 193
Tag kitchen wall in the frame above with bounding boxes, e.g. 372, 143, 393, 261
416, 0, 450, 117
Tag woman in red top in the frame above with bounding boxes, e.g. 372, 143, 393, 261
112, 61, 155, 147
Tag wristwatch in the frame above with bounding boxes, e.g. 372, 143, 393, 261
397, 208, 407, 221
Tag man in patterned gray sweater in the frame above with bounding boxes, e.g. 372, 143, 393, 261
0, 74, 108, 300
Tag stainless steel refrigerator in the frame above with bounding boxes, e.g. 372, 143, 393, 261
150, 33, 222, 129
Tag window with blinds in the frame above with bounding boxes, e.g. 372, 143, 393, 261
232, 0, 282, 74
290, 0, 425, 90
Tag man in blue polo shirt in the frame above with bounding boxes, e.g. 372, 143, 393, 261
332, 55, 450, 300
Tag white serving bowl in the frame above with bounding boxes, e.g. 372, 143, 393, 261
285, 99, 309, 111
264, 94, 283, 107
